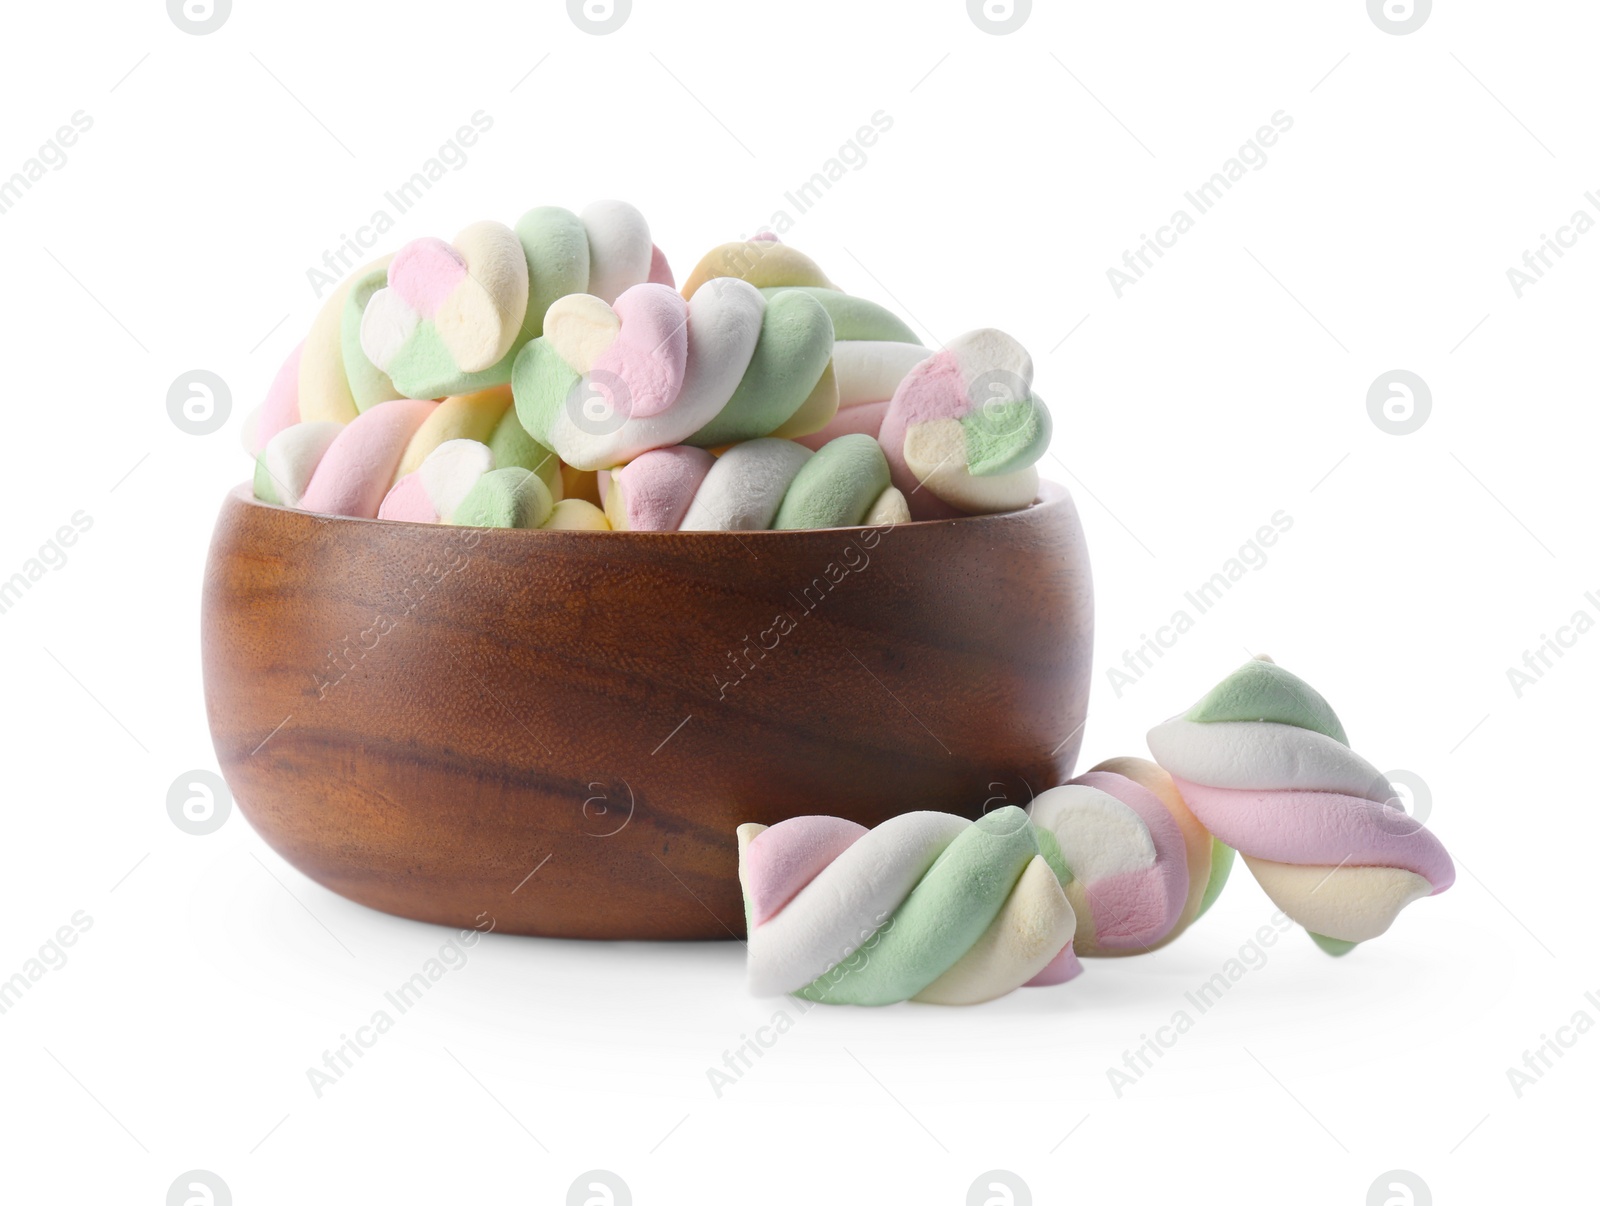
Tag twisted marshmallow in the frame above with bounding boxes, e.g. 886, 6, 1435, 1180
244, 216, 1056, 532
1030, 757, 1233, 957
1147, 656, 1454, 953
242, 200, 667, 448
738, 807, 1078, 1006
598, 433, 907, 532
686, 239, 1052, 519
510, 274, 838, 471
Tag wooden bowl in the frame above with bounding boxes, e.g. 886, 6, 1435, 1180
201, 483, 1093, 940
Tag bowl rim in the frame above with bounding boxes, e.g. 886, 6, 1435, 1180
223, 479, 1073, 537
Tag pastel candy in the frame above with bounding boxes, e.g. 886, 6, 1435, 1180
1030, 773, 1189, 955
758, 286, 921, 345
449, 466, 554, 529
380, 438, 495, 523
253, 420, 343, 508
768, 359, 839, 440
421, 438, 495, 517
687, 289, 834, 448
772, 434, 890, 530
880, 329, 1052, 519
589, 284, 689, 419
1243, 860, 1432, 945
340, 265, 403, 411
601, 445, 715, 531
543, 293, 622, 375
913, 856, 1077, 1006
790, 808, 1050, 1007
251, 341, 306, 454
395, 386, 514, 479
435, 222, 531, 369
1093, 755, 1231, 937
582, 199, 655, 304
1184, 656, 1348, 744
863, 485, 911, 526
515, 282, 749, 471
512, 201, 660, 346
902, 420, 1040, 516
298, 398, 438, 518
741, 812, 959, 997
680, 438, 813, 531
514, 205, 591, 341
486, 405, 562, 500
301, 255, 393, 424
794, 399, 891, 451
542, 498, 610, 530
510, 339, 584, 462
1147, 657, 1455, 951
1164, 782, 1455, 887
741, 815, 869, 929
683, 240, 834, 299
245, 214, 1059, 539
362, 221, 530, 398
374, 471, 435, 523
382, 322, 522, 400
671, 278, 767, 439
1025, 940, 1085, 987
1148, 719, 1392, 800
831, 341, 935, 407
648, 243, 675, 287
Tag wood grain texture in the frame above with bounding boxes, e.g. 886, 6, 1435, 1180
202, 482, 1093, 939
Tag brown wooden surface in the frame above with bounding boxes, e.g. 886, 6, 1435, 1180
201, 483, 1094, 939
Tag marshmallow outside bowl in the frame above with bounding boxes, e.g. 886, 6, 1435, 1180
201, 482, 1092, 940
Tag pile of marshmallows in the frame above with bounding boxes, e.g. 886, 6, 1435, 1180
243, 200, 1052, 533
739, 657, 1456, 1007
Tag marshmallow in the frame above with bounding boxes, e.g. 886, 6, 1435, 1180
679, 438, 812, 531
771, 434, 891, 530
915, 856, 1079, 1006
1148, 657, 1455, 952
298, 398, 438, 518
379, 438, 495, 524
246, 217, 1060, 538
864, 486, 911, 526
542, 498, 611, 530
340, 265, 404, 411
486, 404, 563, 501
739, 807, 1074, 1006
514, 205, 592, 341
601, 445, 715, 531
683, 240, 834, 298
395, 386, 514, 479
249, 341, 306, 455
582, 199, 656, 305
688, 288, 834, 447
759, 286, 921, 345
831, 341, 935, 408
513, 280, 833, 470
253, 420, 343, 509
793, 399, 891, 451
301, 255, 394, 424
362, 222, 530, 399
373, 470, 435, 524
1093, 755, 1232, 940
879, 329, 1052, 519
449, 466, 554, 529
1030, 775, 1188, 955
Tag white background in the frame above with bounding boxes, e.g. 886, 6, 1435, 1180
1, 1, 1593, 1203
